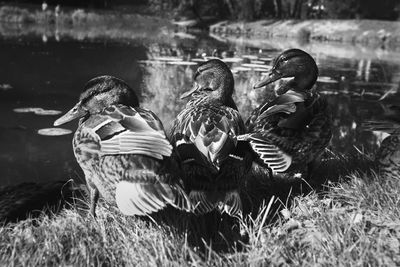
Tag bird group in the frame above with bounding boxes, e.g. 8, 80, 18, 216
54, 48, 333, 218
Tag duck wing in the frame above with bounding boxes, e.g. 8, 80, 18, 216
115, 170, 192, 216
242, 93, 331, 172
170, 103, 245, 169
79, 105, 191, 215
170, 103, 246, 216
84, 105, 172, 159
246, 91, 305, 131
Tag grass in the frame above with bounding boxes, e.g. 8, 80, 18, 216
1, 152, 399, 266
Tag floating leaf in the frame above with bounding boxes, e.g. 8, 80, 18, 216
317, 76, 339, 83
152, 56, 183, 62
13, 107, 43, 113
320, 90, 339, 95
34, 109, 62, 116
167, 61, 198, 66
0, 84, 12, 90
250, 60, 266, 64
259, 57, 273, 61
138, 60, 169, 65
13, 107, 62, 116
37, 128, 72, 136
191, 58, 205, 62
221, 57, 243, 63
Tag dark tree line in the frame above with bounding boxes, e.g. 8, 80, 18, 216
149, 0, 400, 21
3, 0, 400, 20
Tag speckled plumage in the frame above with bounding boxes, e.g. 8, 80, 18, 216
170, 59, 249, 216
242, 49, 332, 175
54, 76, 191, 216
362, 105, 400, 179
376, 128, 400, 179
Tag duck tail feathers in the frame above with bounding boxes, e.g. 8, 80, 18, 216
220, 190, 242, 218
115, 180, 192, 216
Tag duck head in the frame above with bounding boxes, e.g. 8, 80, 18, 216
54, 75, 139, 126
253, 49, 318, 95
180, 59, 234, 103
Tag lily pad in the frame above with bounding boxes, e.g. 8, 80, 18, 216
13, 107, 43, 113
317, 76, 339, 83
221, 57, 243, 63
167, 61, 198, 66
34, 109, 63, 116
13, 107, 62, 116
37, 128, 72, 136
250, 60, 266, 64
259, 57, 273, 61
152, 57, 183, 62
0, 84, 12, 90
191, 58, 205, 62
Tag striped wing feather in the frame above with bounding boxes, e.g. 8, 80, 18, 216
87, 105, 172, 159
116, 179, 192, 216
172, 104, 243, 167
82, 105, 191, 215
244, 92, 330, 171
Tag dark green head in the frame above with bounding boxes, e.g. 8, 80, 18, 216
54, 75, 139, 126
180, 59, 234, 103
253, 49, 318, 95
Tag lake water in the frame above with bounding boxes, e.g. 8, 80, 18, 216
1, 30, 400, 185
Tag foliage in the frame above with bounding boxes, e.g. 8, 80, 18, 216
324, 0, 400, 20
147, 0, 400, 21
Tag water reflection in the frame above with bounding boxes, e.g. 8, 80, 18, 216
1, 32, 400, 185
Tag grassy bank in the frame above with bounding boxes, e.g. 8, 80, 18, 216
211, 19, 400, 48
1, 155, 399, 266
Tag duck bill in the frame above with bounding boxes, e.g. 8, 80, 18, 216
253, 71, 282, 89
53, 103, 85, 126
180, 83, 200, 99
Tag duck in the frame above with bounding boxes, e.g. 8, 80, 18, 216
238, 49, 332, 177
362, 104, 400, 179
170, 59, 250, 216
53, 75, 192, 217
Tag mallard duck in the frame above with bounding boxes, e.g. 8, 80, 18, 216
362, 104, 400, 179
239, 49, 332, 176
170, 59, 249, 216
54, 75, 191, 217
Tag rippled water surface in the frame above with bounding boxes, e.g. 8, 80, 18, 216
1, 32, 400, 185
